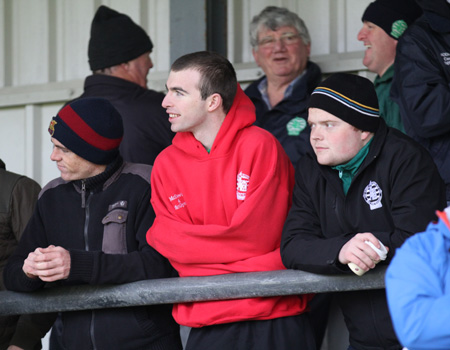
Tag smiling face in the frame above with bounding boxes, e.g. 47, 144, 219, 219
308, 108, 372, 166
50, 138, 106, 181
357, 21, 397, 76
162, 68, 214, 138
252, 25, 310, 84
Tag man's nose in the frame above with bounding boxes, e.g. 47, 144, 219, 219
310, 128, 323, 140
162, 94, 171, 109
357, 28, 366, 41
50, 147, 60, 161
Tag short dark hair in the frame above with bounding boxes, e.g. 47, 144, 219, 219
171, 51, 237, 114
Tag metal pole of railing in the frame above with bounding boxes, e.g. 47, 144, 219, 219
0, 267, 387, 316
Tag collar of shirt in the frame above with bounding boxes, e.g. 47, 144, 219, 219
374, 64, 394, 87
332, 137, 373, 195
257, 70, 307, 110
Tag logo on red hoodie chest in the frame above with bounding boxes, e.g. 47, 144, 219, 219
236, 172, 250, 200
169, 193, 187, 210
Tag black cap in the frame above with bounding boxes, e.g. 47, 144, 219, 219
362, 0, 422, 39
88, 5, 153, 71
49, 98, 123, 165
309, 73, 380, 132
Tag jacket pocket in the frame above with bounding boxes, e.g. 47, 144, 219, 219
101, 209, 128, 254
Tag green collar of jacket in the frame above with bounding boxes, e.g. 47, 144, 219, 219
332, 138, 373, 195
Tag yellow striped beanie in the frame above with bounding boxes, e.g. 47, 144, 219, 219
309, 73, 380, 132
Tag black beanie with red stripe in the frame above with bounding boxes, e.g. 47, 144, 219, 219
48, 98, 123, 165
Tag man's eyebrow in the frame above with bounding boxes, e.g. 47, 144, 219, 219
52, 143, 68, 151
308, 119, 337, 125
165, 84, 188, 94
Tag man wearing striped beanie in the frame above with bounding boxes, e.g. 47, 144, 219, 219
4, 97, 182, 349
281, 73, 446, 350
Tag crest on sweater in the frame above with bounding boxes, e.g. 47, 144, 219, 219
236, 172, 250, 200
363, 181, 383, 210
169, 193, 186, 210
286, 117, 307, 136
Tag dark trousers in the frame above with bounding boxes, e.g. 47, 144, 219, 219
185, 313, 316, 350
309, 293, 332, 350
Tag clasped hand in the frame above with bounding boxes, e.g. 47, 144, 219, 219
22, 245, 71, 282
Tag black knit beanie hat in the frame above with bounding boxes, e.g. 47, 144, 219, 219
48, 98, 123, 165
309, 73, 380, 132
88, 5, 153, 71
362, 0, 422, 39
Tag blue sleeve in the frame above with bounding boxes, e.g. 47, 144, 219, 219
385, 224, 450, 349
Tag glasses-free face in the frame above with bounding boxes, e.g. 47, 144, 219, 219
308, 108, 372, 166
50, 138, 106, 181
357, 21, 397, 77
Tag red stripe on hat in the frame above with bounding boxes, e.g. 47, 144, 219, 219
58, 105, 121, 151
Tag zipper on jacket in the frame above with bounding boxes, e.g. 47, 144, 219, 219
83, 191, 97, 349
81, 180, 86, 208
83, 191, 92, 251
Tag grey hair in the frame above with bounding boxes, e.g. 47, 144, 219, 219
249, 6, 311, 49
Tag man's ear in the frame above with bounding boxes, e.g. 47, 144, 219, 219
252, 48, 261, 67
207, 93, 223, 112
361, 130, 373, 142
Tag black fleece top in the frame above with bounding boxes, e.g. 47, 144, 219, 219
4, 157, 181, 350
281, 120, 446, 350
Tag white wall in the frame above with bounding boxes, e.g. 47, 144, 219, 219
0, 2, 373, 349
0, 0, 371, 187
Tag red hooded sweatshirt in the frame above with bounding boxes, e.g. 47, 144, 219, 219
147, 85, 311, 327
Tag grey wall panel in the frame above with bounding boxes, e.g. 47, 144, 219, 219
0, 0, 373, 185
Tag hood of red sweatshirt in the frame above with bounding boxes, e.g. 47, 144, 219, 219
171, 84, 256, 158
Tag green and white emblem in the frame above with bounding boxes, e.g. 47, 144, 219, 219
286, 117, 307, 136
391, 20, 408, 39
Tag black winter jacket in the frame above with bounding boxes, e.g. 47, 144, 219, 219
3, 157, 181, 350
72, 75, 174, 165
244, 61, 321, 166
391, 11, 450, 201
281, 121, 446, 350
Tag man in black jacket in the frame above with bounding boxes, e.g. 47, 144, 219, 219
71, 5, 174, 165
391, 0, 450, 204
281, 73, 446, 350
3, 98, 181, 350
0, 160, 53, 350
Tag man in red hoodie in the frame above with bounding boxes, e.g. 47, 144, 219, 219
147, 51, 315, 350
